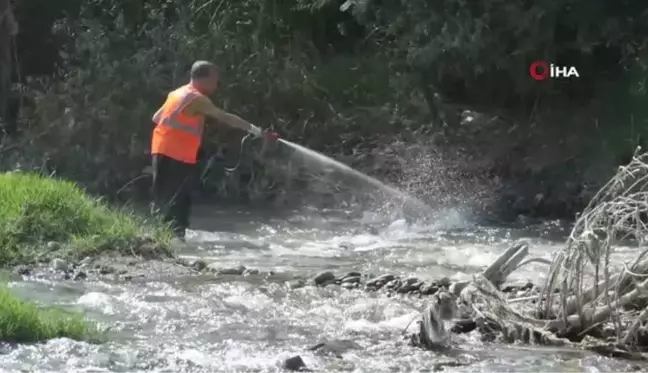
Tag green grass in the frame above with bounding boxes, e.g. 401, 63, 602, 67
0, 286, 95, 343
0, 171, 173, 265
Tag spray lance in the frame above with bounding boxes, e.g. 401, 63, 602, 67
199, 129, 280, 184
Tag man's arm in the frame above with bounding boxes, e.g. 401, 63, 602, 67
152, 108, 162, 123
188, 95, 260, 135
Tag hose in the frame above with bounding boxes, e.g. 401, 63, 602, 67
114, 132, 278, 195
200, 133, 253, 184
223, 133, 254, 172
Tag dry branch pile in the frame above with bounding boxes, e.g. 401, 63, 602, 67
409, 149, 648, 360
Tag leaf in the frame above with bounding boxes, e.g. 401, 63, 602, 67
340, 0, 355, 12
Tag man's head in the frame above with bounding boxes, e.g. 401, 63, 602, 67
190, 60, 220, 94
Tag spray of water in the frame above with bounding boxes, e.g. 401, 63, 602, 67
279, 139, 432, 215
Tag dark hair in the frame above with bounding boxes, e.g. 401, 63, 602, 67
190, 60, 219, 80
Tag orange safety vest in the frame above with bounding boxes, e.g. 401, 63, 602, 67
151, 84, 205, 164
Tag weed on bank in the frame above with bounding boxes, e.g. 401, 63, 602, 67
0, 172, 172, 265
0, 286, 96, 343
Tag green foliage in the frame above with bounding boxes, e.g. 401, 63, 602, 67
0, 286, 95, 343
0, 172, 172, 265
339, 0, 648, 110
6, 0, 648, 206
8, 0, 422, 196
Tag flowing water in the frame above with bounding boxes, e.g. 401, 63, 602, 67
3, 206, 646, 373
2, 146, 645, 372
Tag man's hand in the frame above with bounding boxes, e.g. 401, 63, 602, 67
248, 124, 262, 137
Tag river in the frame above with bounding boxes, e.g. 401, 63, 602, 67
2, 205, 644, 372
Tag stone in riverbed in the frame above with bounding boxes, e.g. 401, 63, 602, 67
308, 340, 362, 358
437, 277, 452, 288
397, 278, 423, 293
50, 258, 68, 272
288, 279, 306, 289
98, 265, 115, 275
341, 275, 361, 284
14, 265, 31, 276
243, 268, 260, 276
210, 265, 246, 275
77, 256, 92, 269
502, 281, 533, 293
341, 281, 359, 289
281, 355, 308, 371
420, 284, 440, 296
341, 271, 362, 279
338, 242, 354, 250
449, 281, 469, 295
366, 274, 395, 289
403, 276, 420, 285
312, 270, 335, 286
385, 278, 402, 291
73, 271, 87, 281
46, 241, 61, 251
190, 259, 207, 272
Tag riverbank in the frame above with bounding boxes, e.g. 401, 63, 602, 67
0, 171, 179, 344
2, 189, 647, 371
0, 286, 95, 343
0, 171, 173, 265
3, 162, 648, 371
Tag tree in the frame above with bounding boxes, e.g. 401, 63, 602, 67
0, 0, 17, 135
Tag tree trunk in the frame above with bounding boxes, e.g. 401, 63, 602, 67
0, 0, 17, 133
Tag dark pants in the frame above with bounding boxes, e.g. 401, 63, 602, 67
151, 154, 196, 238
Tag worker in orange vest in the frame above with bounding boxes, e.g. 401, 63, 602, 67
150, 60, 263, 241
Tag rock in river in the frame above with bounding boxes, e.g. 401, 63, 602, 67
288, 279, 306, 289
281, 355, 308, 371
243, 268, 260, 275
420, 284, 440, 296
73, 271, 87, 281
50, 258, 69, 272
366, 274, 395, 289
211, 265, 246, 275
312, 271, 335, 286
308, 340, 362, 358
46, 241, 61, 251
190, 259, 207, 272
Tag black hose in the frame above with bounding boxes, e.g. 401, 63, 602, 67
200, 133, 253, 183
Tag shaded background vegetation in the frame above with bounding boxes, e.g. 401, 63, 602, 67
1, 0, 648, 220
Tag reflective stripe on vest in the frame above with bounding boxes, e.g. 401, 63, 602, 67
153, 87, 204, 137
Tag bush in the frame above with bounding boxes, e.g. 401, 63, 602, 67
7, 0, 648, 217
0, 172, 172, 265
3, 2, 422, 199
0, 286, 94, 343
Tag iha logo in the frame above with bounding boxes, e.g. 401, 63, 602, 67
529, 60, 579, 81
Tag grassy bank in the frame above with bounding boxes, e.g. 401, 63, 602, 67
0, 172, 173, 266
0, 286, 95, 343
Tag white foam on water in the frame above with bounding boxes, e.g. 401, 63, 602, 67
223, 293, 274, 309
76, 292, 117, 315
434, 244, 502, 268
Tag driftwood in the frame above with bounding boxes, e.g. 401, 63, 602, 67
411, 242, 537, 348
539, 149, 648, 340
410, 149, 648, 360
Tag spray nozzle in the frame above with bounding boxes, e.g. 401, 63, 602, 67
263, 131, 280, 141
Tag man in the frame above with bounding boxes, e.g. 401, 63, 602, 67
150, 60, 263, 241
